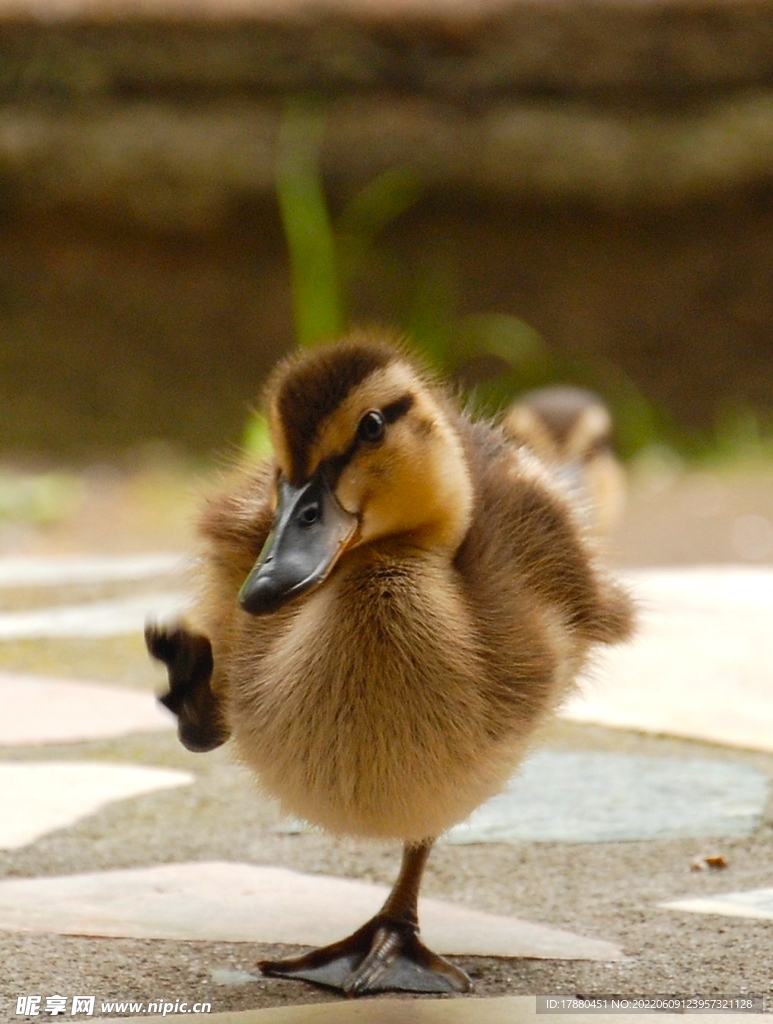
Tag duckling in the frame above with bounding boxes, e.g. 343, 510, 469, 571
146, 330, 634, 997
503, 386, 626, 535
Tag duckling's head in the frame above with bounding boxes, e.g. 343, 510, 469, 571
504, 385, 626, 533
504, 385, 614, 466
239, 332, 473, 615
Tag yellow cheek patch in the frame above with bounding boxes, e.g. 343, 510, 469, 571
563, 405, 612, 461
338, 399, 474, 554
504, 407, 557, 461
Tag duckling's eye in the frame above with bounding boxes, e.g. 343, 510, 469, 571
357, 410, 386, 444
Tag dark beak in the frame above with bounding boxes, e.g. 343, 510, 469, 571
239, 473, 358, 615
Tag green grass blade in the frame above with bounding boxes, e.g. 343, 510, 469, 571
276, 101, 343, 348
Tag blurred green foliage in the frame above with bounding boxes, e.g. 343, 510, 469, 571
246, 101, 678, 461
0, 470, 82, 525
701, 404, 773, 466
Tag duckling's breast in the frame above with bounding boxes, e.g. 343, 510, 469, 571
226, 554, 535, 842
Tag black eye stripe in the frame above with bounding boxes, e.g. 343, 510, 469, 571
319, 392, 416, 485
383, 394, 414, 424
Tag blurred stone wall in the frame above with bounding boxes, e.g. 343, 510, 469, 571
2, 0, 773, 459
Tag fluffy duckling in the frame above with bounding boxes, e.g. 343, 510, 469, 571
147, 331, 633, 997
503, 386, 626, 535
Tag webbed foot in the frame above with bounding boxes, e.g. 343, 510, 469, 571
145, 623, 228, 752
258, 913, 471, 996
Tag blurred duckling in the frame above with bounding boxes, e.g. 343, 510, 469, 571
503, 386, 626, 535
147, 331, 633, 997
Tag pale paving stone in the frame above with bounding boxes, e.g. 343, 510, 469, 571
0, 861, 623, 961
563, 566, 773, 751
661, 887, 773, 920
0, 553, 182, 588
99, 996, 764, 1024
442, 752, 767, 845
0, 591, 186, 639
0, 762, 193, 849
0, 671, 173, 744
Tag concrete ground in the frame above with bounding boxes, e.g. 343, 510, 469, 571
1, 453, 772, 1021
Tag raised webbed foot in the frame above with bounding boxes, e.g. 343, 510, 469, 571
258, 913, 471, 996
145, 623, 228, 752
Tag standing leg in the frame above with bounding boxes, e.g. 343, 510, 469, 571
259, 841, 472, 996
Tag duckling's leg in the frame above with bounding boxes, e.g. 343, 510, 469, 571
258, 841, 472, 996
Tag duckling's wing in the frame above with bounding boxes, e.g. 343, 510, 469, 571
457, 419, 634, 648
